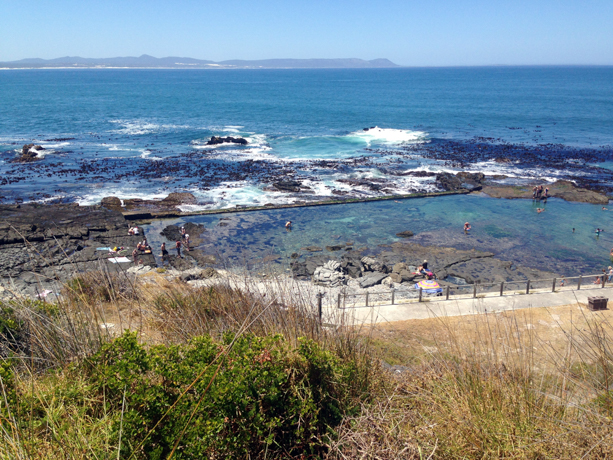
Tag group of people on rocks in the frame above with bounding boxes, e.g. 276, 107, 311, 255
132, 236, 151, 264
532, 185, 549, 200
417, 259, 437, 280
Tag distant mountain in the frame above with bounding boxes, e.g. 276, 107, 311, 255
0, 55, 400, 69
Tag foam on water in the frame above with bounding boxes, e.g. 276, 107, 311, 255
348, 127, 427, 146
109, 119, 190, 135
77, 188, 170, 206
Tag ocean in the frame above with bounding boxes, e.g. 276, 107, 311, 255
1, 66, 612, 207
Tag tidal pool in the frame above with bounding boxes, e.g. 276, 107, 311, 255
143, 194, 613, 276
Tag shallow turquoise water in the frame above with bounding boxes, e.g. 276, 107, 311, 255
144, 194, 613, 276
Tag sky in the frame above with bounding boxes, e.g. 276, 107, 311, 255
1, 0, 612, 66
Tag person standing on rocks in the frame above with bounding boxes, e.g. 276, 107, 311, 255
132, 248, 139, 265
181, 227, 186, 239
184, 234, 190, 252
176, 240, 182, 258
161, 242, 169, 263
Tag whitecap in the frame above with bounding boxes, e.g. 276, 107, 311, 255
348, 127, 427, 146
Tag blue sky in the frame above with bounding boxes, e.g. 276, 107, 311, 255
1, 0, 612, 66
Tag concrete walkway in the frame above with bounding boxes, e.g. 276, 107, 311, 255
325, 285, 613, 325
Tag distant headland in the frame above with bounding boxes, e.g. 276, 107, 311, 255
0, 54, 400, 69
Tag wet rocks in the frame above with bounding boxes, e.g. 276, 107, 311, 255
301, 246, 322, 252
272, 180, 303, 192
436, 172, 464, 191
206, 136, 248, 146
325, 244, 344, 252
396, 230, 414, 238
481, 180, 609, 205
101, 196, 123, 211
11, 144, 45, 163
161, 192, 198, 206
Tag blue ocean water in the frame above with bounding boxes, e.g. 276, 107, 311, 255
1, 67, 612, 207
142, 194, 613, 276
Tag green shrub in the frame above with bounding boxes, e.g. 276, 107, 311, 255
87, 331, 366, 459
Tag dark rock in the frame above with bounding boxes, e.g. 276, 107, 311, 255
101, 196, 123, 211
206, 136, 248, 146
290, 252, 299, 259
396, 231, 414, 238
436, 172, 464, 191
326, 245, 344, 252
161, 192, 197, 206
359, 272, 387, 288
11, 144, 45, 163
301, 246, 322, 252
180, 267, 219, 281
456, 172, 485, 186
392, 262, 407, 273
273, 180, 302, 192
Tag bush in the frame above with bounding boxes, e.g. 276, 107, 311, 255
87, 331, 367, 459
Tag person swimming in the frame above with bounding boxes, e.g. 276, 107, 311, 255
464, 222, 471, 233
285, 221, 292, 229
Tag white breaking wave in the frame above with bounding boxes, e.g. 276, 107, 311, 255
348, 127, 427, 146
109, 119, 190, 135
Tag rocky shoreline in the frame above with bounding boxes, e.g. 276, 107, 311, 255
0, 198, 558, 300
87, 176, 609, 220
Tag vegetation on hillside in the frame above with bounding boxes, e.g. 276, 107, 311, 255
1, 271, 613, 459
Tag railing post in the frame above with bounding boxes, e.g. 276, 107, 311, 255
337, 293, 341, 309
603, 276, 606, 288
526, 280, 530, 294
552, 278, 556, 292
365, 291, 369, 307
473, 284, 477, 298
446, 285, 450, 300
317, 292, 323, 324
578, 275, 582, 290
391, 288, 395, 305
419, 288, 423, 302
500, 281, 504, 296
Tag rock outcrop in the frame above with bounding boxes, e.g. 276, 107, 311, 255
206, 136, 248, 146
0, 204, 156, 298
11, 144, 45, 163
313, 260, 347, 287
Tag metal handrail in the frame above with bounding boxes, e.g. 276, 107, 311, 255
326, 272, 611, 310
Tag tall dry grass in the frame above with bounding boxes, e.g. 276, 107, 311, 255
327, 306, 613, 459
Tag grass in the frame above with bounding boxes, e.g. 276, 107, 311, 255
2, 268, 613, 458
